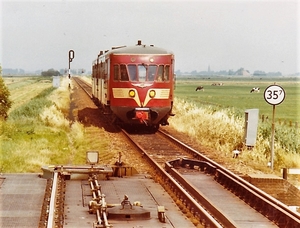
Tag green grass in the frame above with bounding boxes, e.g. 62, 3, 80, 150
170, 97, 300, 173
0, 85, 71, 172
171, 77, 300, 173
9, 87, 55, 119
1, 76, 299, 174
175, 77, 300, 123
0, 77, 113, 173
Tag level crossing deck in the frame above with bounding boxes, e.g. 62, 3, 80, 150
0, 173, 194, 228
182, 172, 278, 227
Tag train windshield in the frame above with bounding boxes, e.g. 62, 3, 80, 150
138, 65, 146, 82
128, 65, 137, 81
156, 65, 170, 82
128, 64, 158, 82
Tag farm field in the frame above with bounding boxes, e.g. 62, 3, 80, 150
1, 76, 299, 177
175, 76, 300, 124
4, 76, 53, 113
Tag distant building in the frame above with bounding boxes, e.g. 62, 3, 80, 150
235, 68, 251, 76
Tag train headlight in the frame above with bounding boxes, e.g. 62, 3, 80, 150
149, 90, 156, 98
129, 90, 135, 98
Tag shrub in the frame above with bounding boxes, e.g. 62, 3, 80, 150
40, 104, 69, 130
170, 98, 244, 152
0, 68, 12, 119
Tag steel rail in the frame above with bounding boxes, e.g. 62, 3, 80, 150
216, 168, 300, 227
45, 171, 66, 228
47, 172, 59, 228
72, 77, 93, 98
122, 129, 224, 227
165, 160, 238, 227
160, 130, 300, 227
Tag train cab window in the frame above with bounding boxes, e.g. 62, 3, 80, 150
148, 65, 157, 82
120, 64, 129, 81
165, 65, 170, 81
128, 64, 137, 81
114, 64, 129, 81
128, 64, 157, 82
114, 65, 119, 80
138, 65, 146, 82
156, 65, 164, 81
156, 65, 170, 82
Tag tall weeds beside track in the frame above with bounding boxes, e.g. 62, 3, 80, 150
169, 98, 300, 173
0, 78, 81, 172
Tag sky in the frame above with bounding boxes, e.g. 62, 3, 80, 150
0, 0, 299, 75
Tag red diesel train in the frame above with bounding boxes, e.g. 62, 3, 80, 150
92, 40, 175, 130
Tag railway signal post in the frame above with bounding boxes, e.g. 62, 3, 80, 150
68, 50, 75, 86
263, 84, 286, 170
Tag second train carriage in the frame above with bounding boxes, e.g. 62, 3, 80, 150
92, 40, 175, 129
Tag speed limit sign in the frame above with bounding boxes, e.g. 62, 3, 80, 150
264, 85, 285, 105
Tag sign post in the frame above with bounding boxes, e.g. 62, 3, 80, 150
263, 84, 285, 170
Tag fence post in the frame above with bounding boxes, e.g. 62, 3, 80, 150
282, 168, 288, 180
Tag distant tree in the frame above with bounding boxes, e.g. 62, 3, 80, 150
41, 68, 61, 76
0, 65, 12, 120
175, 70, 182, 76
218, 70, 228, 75
228, 69, 235, 75
60, 69, 66, 75
253, 70, 266, 76
191, 70, 198, 75
267, 71, 282, 76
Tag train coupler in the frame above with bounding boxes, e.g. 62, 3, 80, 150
135, 108, 150, 124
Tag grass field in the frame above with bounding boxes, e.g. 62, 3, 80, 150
0, 76, 116, 173
1, 76, 299, 174
4, 76, 53, 113
171, 76, 300, 177
174, 76, 300, 124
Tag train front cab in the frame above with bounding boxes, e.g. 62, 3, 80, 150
109, 53, 175, 127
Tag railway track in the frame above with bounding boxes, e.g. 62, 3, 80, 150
72, 77, 93, 98
123, 129, 300, 227
58, 76, 300, 227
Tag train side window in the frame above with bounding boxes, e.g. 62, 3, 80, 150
128, 64, 137, 81
114, 65, 119, 80
102, 70, 105, 79
120, 64, 129, 81
105, 60, 109, 78
148, 65, 157, 82
98, 66, 102, 79
156, 65, 164, 81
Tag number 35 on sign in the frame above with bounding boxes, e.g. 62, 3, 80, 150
264, 85, 286, 105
